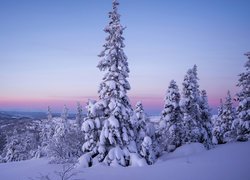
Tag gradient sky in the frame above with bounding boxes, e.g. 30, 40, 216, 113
0, 0, 250, 114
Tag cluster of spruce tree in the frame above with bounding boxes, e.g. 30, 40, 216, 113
77, 0, 249, 167
212, 52, 250, 144
78, 0, 212, 167
158, 66, 213, 154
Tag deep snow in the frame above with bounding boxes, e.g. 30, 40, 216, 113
0, 141, 250, 180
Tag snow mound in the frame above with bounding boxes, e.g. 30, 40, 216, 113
166, 143, 206, 160
130, 153, 147, 167
1, 142, 250, 180
77, 153, 93, 168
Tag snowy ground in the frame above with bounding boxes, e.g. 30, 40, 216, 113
0, 141, 250, 180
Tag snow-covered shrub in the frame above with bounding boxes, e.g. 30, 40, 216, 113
47, 106, 83, 163
104, 146, 130, 167
140, 136, 156, 165
78, 153, 93, 168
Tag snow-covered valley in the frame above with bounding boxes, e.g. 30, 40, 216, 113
0, 141, 249, 180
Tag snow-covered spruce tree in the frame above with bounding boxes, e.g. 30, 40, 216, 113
134, 101, 157, 141
180, 68, 202, 144
134, 102, 147, 147
199, 90, 213, 148
61, 105, 69, 124
212, 99, 224, 144
220, 91, 236, 143
159, 80, 182, 152
134, 101, 158, 163
76, 102, 83, 130
233, 52, 250, 141
79, 0, 145, 167
46, 106, 55, 139
37, 106, 55, 157
180, 65, 212, 148
192, 65, 201, 100
191, 65, 210, 141
96, 0, 137, 165
57, 105, 69, 138
73, 102, 86, 155
81, 100, 101, 165
48, 106, 53, 121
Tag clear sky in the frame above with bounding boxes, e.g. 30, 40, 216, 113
0, 0, 250, 115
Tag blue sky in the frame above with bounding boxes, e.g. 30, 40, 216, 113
0, 0, 250, 114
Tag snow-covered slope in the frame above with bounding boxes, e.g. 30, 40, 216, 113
0, 141, 250, 180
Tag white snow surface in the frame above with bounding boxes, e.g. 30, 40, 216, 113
1, 141, 250, 180
162, 142, 205, 160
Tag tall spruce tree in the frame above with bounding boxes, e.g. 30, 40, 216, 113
47, 106, 52, 121
200, 90, 213, 148
79, 0, 141, 167
220, 91, 236, 143
134, 102, 147, 147
212, 99, 224, 144
180, 65, 213, 148
134, 102, 157, 163
76, 102, 83, 130
38, 106, 55, 157
233, 52, 250, 141
191, 65, 204, 134
180, 68, 202, 144
159, 80, 182, 152
192, 65, 201, 100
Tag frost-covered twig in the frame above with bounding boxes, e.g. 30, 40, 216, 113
29, 163, 84, 180
28, 172, 51, 180
54, 163, 83, 180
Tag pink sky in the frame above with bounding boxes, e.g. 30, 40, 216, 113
0, 93, 234, 115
